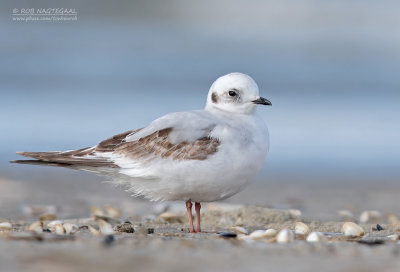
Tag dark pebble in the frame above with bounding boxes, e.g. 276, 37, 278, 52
219, 232, 237, 238
147, 228, 154, 234
102, 235, 115, 246
358, 239, 385, 246
372, 224, 384, 231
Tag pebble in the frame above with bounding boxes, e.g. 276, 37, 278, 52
115, 222, 135, 233
102, 235, 115, 246
342, 222, 365, 237
219, 232, 237, 238
373, 224, 384, 231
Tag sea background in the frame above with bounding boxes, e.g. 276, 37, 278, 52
0, 0, 399, 186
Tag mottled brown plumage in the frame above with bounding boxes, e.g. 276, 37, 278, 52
115, 128, 220, 161
13, 128, 220, 167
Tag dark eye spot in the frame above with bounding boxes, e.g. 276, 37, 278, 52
211, 92, 218, 103
228, 91, 237, 97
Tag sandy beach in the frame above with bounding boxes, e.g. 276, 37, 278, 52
1, 172, 400, 272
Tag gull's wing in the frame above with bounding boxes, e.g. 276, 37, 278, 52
13, 110, 220, 167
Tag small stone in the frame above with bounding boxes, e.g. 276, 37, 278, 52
219, 232, 237, 238
374, 224, 384, 231
115, 222, 135, 233
102, 235, 115, 246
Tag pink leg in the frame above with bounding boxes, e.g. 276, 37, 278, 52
195, 202, 201, 233
186, 200, 195, 233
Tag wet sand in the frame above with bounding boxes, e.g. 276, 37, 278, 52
1, 173, 400, 272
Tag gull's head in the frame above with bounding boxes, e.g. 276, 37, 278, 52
206, 72, 271, 115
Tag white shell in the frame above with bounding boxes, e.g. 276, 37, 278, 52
90, 206, 105, 216
63, 223, 79, 235
264, 229, 278, 237
359, 210, 382, 224
0, 222, 12, 230
294, 222, 310, 235
98, 219, 115, 235
386, 234, 399, 241
338, 210, 355, 220
27, 221, 43, 233
385, 213, 399, 225
231, 226, 248, 235
288, 209, 302, 217
342, 222, 365, 237
47, 220, 64, 232
276, 229, 294, 243
88, 225, 100, 236
55, 224, 65, 235
237, 234, 255, 242
306, 232, 325, 242
104, 205, 121, 218
249, 230, 267, 240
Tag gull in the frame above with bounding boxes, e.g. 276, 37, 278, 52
13, 72, 271, 233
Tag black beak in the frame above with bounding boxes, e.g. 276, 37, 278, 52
252, 97, 272, 106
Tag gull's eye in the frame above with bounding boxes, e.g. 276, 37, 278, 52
228, 90, 237, 97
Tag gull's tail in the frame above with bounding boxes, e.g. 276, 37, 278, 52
11, 148, 117, 168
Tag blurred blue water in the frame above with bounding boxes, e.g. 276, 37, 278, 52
1, 1, 399, 182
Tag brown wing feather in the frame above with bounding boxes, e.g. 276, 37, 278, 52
114, 128, 220, 161
14, 128, 220, 167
